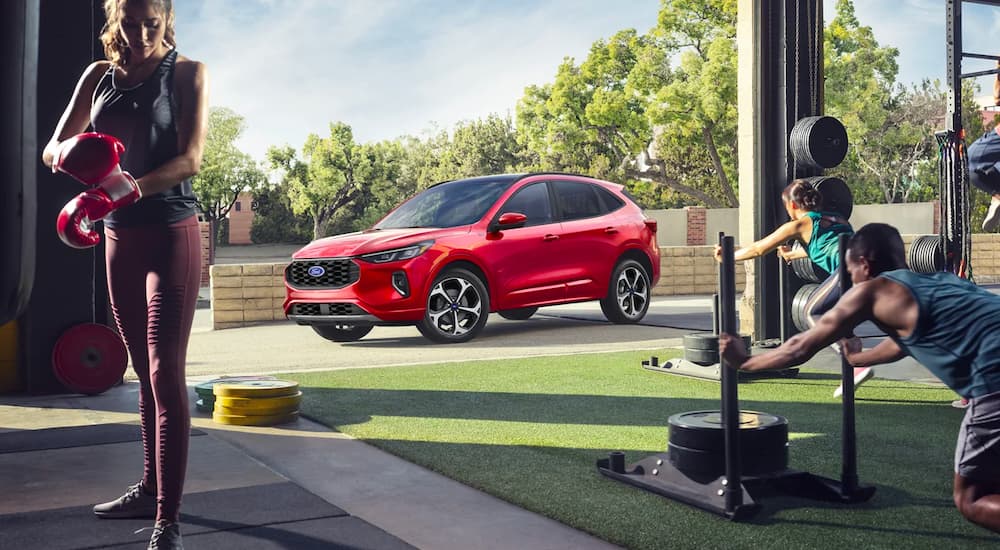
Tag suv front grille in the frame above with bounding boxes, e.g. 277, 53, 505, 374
291, 303, 367, 316
286, 259, 360, 288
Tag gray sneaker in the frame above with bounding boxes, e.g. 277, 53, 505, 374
983, 197, 1000, 232
146, 520, 183, 550
93, 482, 156, 519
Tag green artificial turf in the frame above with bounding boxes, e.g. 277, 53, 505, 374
283, 350, 996, 549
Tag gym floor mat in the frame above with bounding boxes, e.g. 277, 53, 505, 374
0, 482, 413, 550
0, 423, 205, 454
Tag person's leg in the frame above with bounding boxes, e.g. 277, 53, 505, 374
968, 131, 1000, 231
806, 271, 872, 397
145, 216, 201, 524
953, 391, 1000, 532
953, 474, 1000, 532
94, 225, 157, 518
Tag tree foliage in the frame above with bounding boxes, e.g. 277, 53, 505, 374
192, 106, 267, 243
242, 0, 997, 242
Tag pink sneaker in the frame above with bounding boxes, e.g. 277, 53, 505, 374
952, 397, 970, 409
833, 367, 874, 398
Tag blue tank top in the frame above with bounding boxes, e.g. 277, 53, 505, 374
804, 211, 853, 274
90, 49, 197, 227
879, 270, 1000, 397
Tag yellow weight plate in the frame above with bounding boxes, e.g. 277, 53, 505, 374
213, 380, 299, 398
215, 391, 301, 410
214, 402, 299, 417
212, 411, 299, 426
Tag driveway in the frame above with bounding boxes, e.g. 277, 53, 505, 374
183, 298, 711, 379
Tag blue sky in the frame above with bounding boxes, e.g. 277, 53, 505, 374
174, 1, 1000, 162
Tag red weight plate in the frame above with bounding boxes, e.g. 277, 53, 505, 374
52, 323, 128, 395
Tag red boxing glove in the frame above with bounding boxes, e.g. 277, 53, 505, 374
56, 171, 142, 249
51, 132, 126, 186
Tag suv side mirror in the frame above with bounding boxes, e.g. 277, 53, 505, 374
489, 212, 528, 233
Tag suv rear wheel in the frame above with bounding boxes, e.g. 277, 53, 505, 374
600, 259, 650, 323
417, 267, 489, 343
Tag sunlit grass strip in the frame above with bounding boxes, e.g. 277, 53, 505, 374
284, 349, 993, 550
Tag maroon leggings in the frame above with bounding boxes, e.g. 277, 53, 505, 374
105, 214, 200, 523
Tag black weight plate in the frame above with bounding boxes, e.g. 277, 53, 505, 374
790, 116, 849, 170
791, 283, 820, 332
806, 175, 854, 220
668, 439, 788, 477
667, 410, 789, 453
683, 333, 718, 350
683, 333, 751, 351
684, 348, 718, 366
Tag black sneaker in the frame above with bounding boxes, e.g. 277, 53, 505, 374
93, 482, 156, 519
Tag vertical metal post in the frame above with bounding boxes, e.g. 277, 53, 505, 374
838, 233, 859, 494
719, 233, 742, 512
945, 0, 962, 133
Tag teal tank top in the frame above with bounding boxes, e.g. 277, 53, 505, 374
804, 211, 853, 274
879, 270, 1000, 397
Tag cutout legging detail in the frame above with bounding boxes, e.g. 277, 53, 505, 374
105, 215, 200, 523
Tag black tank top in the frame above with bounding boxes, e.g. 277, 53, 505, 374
90, 49, 197, 227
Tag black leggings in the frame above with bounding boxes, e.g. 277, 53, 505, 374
105, 215, 200, 523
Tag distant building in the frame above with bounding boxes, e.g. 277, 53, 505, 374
228, 192, 255, 245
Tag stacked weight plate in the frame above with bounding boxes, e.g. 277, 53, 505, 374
193, 375, 277, 413
212, 380, 302, 426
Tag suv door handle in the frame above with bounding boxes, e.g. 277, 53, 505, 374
604, 227, 618, 234
543, 234, 560, 241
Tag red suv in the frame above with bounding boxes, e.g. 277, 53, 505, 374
284, 173, 660, 343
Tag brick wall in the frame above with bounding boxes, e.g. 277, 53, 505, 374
685, 206, 707, 246
207, 235, 1000, 329
199, 221, 212, 286
228, 192, 254, 245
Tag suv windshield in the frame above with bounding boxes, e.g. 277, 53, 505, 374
375, 178, 517, 229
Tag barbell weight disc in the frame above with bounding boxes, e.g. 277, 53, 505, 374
213, 379, 299, 399
51, 323, 128, 395
790, 116, 849, 170
806, 175, 854, 220
212, 410, 299, 427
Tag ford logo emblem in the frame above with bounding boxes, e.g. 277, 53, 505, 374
307, 265, 326, 277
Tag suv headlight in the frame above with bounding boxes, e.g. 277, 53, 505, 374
358, 240, 434, 264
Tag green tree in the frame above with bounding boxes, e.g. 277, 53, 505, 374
191, 106, 267, 243
249, 181, 312, 244
637, 0, 739, 207
267, 123, 403, 239
516, 29, 653, 181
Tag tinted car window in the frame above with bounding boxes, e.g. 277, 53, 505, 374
554, 180, 604, 221
595, 186, 625, 212
376, 178, 515, 229
499, 182, 552, 227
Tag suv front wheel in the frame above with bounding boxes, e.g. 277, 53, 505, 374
417, 267, 490, 343
311, 323, 373, 342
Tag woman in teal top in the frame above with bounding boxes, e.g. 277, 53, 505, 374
714, 179, 864, 396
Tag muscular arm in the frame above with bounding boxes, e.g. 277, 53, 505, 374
133, 60, 209, 196
845, 338, 907, 368
717, 218, 807, 262
41, 62, 110, 168
724, 282, 875, 372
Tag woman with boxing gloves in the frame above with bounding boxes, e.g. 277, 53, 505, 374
41, 1, 207, 548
